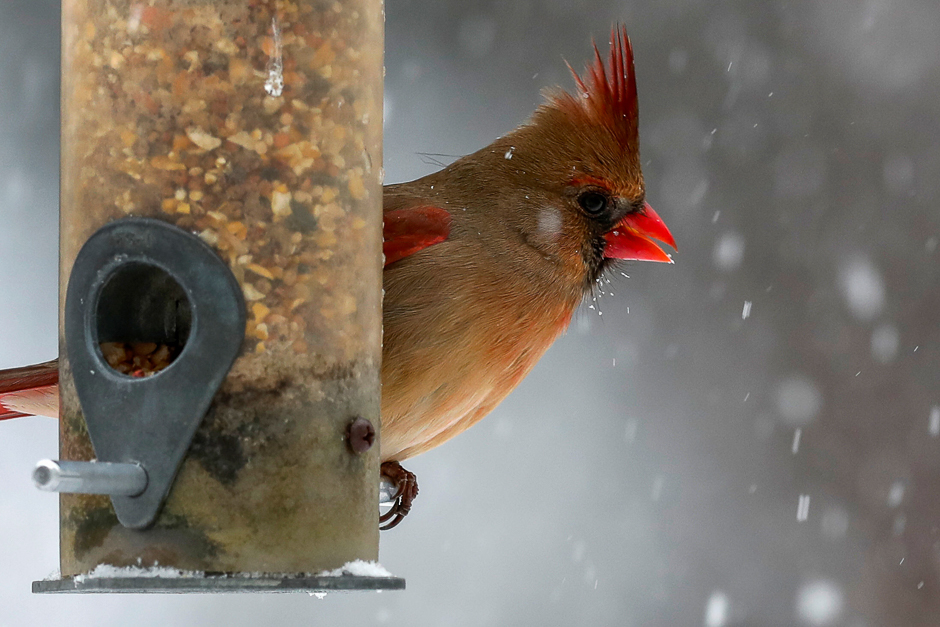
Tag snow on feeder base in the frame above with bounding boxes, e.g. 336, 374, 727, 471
34, 0, 396, 593
34, 561, 401, 594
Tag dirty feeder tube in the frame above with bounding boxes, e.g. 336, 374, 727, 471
56, 0, 385, 579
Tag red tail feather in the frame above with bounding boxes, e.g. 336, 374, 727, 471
0, 360, 58, 420
0, 408, 30, 421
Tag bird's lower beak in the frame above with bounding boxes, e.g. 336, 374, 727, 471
603, 202, 677, 263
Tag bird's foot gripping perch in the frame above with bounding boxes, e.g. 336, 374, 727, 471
379, 461, 418, 531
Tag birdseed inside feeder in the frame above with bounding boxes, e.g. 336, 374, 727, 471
34, 0, 398, 593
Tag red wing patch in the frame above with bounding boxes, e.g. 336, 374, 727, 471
383, 206, 452, 267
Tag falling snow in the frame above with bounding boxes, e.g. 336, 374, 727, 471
797, 495, 811, 522
893, 514, 907, 536
705, 591, 730, 627
840, 257, 885, 321
886, 481, 905, 508
871, 324, 900, 363
821, 507, 850, 539
775, 376, 822, 426
714, 232, 745, 270
796, 579, 844, 626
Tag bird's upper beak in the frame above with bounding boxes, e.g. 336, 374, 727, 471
602, 202, 677, 263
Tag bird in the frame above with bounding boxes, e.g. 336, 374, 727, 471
1, 25, 674, 530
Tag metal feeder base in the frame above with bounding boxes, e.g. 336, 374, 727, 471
33, 574, 406, 594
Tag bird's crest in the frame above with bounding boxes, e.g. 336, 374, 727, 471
551, 24, 639, 150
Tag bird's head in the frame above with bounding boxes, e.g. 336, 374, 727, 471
491, 25, 676, 287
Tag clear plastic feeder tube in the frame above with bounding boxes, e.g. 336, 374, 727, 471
58, 0, 383, 576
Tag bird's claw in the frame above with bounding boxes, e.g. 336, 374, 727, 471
379, 461, 418, 531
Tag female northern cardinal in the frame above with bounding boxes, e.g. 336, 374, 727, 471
0, 26, 674, 529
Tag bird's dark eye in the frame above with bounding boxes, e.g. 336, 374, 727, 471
578, 192, 609, 215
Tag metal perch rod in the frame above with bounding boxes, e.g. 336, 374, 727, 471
33, 459, 147, 496
35, 459, 397, 505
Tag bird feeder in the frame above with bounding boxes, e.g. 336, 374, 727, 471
33, 0, 401, 593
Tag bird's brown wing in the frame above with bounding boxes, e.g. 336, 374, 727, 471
0, 359, 59, 420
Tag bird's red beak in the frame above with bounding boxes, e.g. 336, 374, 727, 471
603, 202, 676, 263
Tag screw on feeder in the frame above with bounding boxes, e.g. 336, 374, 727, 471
343, 419, 396, 504
347, 417, 375, 453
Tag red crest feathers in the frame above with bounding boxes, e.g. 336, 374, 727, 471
552, 24, 639, 147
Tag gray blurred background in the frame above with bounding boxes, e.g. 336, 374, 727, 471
2, 0, 939, 625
